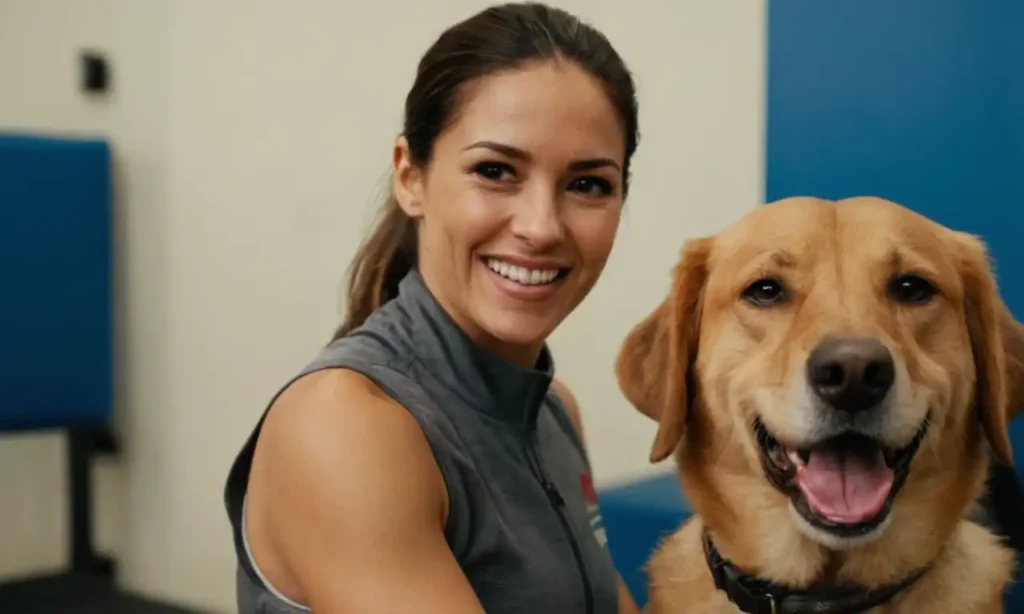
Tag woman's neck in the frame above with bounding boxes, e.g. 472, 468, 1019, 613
417, 267, 546, 370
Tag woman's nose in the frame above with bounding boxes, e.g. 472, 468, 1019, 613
510, 190, 565, 248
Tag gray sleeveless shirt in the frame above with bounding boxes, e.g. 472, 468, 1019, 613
223, 270, 621, 613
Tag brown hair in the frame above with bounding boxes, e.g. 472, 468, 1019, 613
333, 2, 640, 340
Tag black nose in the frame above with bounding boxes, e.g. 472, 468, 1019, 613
806, 337, 895, 413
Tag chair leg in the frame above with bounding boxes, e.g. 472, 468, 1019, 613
67, 428, 118, 579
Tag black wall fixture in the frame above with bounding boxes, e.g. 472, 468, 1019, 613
79, 50, 110, 95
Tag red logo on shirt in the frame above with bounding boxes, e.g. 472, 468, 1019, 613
580, 472, 607, 548
579, 473, 598, 505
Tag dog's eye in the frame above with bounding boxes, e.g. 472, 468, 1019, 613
742, 278, 788, 307
887, 274, 936, 305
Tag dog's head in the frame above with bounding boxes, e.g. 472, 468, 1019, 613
618, 196, 1024, 553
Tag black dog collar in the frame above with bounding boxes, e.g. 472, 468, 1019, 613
702, 532, 929, 614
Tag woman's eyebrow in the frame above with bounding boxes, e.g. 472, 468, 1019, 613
463, 141, 621, 171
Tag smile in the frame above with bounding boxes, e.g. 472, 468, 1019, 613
753, 417, 929, 539
484, 258, 568, 286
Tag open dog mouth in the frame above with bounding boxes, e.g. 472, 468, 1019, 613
754, 417, 929, 538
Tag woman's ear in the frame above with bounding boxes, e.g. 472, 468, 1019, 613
616, 237, 712, 463
393, 136, 425, 218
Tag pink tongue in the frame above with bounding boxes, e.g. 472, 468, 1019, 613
795, 446, 894, 524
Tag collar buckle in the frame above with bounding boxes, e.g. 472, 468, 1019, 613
750, 589, 779, 614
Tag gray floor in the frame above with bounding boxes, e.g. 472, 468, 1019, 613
12, 596, 206, 614
0, 572, 209, 614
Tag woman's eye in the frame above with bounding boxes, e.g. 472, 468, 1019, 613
473, 162, 515, 182
569, 176, 614, 197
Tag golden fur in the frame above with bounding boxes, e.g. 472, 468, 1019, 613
617, 196, 1024, 613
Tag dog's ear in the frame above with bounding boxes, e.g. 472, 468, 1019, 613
616, 238, 712, 463
954, 232, 1023, 466
1000, 303, 1024, 426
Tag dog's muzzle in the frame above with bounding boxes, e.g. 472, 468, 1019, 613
753, 335, 928, 540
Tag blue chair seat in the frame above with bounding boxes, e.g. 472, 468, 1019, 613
599, 472, 691, 607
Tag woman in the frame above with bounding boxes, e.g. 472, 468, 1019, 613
224, 3, 641, 612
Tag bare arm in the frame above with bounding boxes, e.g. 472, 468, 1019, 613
246, 369, 485, 614
550, 378, 643, 614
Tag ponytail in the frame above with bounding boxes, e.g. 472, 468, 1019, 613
332, 196, 417, 341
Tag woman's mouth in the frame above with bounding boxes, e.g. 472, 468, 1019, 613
484, 258, 569, 286
482, 257, 571, 303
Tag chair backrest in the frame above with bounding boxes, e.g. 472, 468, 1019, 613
0, 133, 112, 432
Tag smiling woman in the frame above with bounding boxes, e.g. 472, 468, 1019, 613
223, 3, 641, 614
388, 57, 629, 365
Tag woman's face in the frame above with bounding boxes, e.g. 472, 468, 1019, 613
394, 59, 626, 367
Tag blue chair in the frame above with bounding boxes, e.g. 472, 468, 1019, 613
599, 473, 690, 607
0, 132, 120, 599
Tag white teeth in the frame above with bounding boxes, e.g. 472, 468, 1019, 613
485, 258, 562, 286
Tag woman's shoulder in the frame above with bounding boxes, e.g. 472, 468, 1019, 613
242, 367, 469, 611
252, 368, 449, 517
262, 368, 434, 464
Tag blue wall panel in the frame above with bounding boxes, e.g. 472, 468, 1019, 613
767, 0, 1024, 314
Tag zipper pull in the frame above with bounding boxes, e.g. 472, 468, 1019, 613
543, 481, 565, 507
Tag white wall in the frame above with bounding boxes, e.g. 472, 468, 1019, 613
0, 0, 175, 595
547, 2, 766, 485
0, 1, 763, 611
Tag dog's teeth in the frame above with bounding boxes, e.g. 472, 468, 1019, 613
797, 449, 810, 465
770, 448, 786, 463
789, 450, 806, 466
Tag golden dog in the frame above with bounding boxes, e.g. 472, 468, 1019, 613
617, 196, 1024, 613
